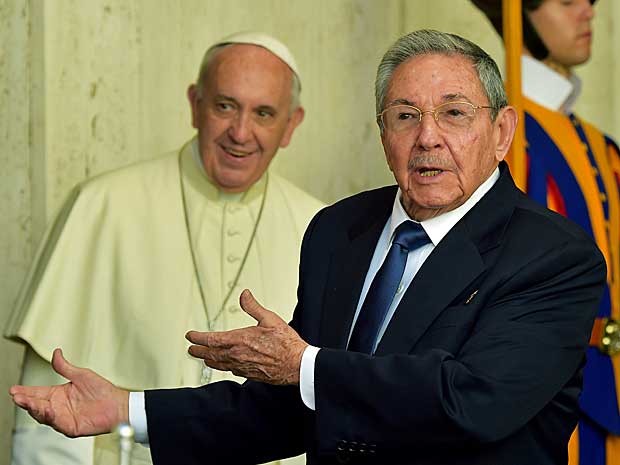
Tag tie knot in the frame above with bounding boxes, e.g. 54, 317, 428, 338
392, 221, 430, 252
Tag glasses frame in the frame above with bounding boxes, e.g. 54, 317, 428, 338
377, 101, 496, 132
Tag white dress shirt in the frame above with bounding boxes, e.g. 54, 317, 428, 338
130, 167, 500, 440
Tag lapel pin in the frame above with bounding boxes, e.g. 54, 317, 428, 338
465, 290, 479, 305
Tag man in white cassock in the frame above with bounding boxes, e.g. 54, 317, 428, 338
4, 32, 323, 465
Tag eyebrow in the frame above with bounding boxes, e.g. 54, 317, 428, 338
385, 93, 474, 108
386, 98, 415, 107
213, 94, 238, 104
214, 94, 278, 114
256, 104, 278, 115
442, 93, 472, 103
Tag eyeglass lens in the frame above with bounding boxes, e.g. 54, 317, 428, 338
382, 102, 479, 132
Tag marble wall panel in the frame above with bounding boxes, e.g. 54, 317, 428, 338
402, 0, 506, 70
43, 0, 144, 214
0, 1, 31, 463
615, 0, 620, 139
573, 0, 618, 139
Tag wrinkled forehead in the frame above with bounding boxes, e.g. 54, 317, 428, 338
387, 53, 485, 105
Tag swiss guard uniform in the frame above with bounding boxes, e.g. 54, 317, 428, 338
469, 0, 620, 463
522, 55, 620, 465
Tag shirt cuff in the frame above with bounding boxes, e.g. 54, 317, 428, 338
299, 345, 320, 411
129, 391, 149, 444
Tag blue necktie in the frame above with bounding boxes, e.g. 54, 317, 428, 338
348, 220, 431, 354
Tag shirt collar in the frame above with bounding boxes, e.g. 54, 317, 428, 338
389, 167, 500, 246
521, 55, 582, 114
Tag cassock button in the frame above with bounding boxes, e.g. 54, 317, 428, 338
227, 229, 240, 237
228, 305, 240, 313
227, 254, 240, 263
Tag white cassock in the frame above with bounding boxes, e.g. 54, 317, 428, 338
6, 137, 324, 465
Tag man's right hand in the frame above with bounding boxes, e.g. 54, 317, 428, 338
9, 348, 129, 438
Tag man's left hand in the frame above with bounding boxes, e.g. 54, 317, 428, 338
186, 289, 308, 385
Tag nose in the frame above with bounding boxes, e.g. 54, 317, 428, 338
228, 111, 253, 144
416, 112, 443, 150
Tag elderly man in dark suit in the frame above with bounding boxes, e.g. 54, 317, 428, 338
10, 29, 605, 465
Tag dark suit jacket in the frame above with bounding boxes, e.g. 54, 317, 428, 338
145, 162, 605, 465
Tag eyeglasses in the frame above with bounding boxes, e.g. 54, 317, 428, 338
377, 101, 496, 133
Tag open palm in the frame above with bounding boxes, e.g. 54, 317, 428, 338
9, 348, 128, 437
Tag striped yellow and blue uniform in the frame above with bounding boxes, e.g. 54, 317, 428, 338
524, 97, 620, 465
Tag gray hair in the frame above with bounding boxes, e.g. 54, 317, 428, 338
196, 44, 301, 113
375, 29, 507, 127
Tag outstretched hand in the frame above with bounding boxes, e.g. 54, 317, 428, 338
186, 289, 309, 385
9, 348, 129, 438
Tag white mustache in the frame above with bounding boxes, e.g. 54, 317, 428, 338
408, 156, 451, 170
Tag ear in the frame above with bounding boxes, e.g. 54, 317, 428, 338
379, 126, 396, 173
187, 84, 201, 130
493, 106, 518, 162
279, 107, 305, 148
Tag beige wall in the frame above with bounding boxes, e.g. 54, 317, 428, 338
576, 0, 620, 137
0, 0, 33, 460
0, 1, 618, 463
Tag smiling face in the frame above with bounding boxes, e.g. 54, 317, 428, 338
528, 0, 595, 70
380, 53, 516, 221
187, 44, 304, 193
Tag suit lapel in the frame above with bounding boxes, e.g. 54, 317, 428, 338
375, 162, 519, 355
375, 224, 484, 355
319, 162, 519, 355
319, 218, 386, 349
319, 190, 395, 349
